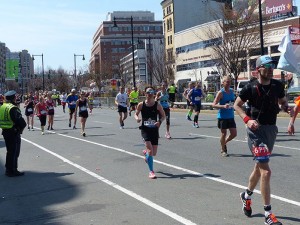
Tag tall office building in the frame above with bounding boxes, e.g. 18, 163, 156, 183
90, 11, 163, 81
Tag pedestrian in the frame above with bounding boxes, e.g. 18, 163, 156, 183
76, 91, 89, 136
60, 92, 67, 113
134, 87, 166, 179
287, 96, 300, 135
183, 81, 195, 121
115, 86, 128, 129
234, 55, 294, 225
46, 91, 56, 130
187, 82, 203, 128
155, 83, 171, 139
212, 75, 237, 157
0, 90, 27, 177
24, 93, 35, 131
167, 82, 177, 108
129, 87, 139, 116
66, 89, 78, 129
35, 96, 48, 135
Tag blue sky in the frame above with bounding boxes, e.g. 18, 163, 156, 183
0, 0, 163, 73
1, 0, 299, 73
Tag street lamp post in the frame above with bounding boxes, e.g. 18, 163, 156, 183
74, 54, 85, 89
113, 16, 136, 88
32, 54, 45, 91
258, 0, 264, 55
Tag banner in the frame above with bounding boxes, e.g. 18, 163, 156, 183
265, 0, 293, 16
277, 26, 300, 74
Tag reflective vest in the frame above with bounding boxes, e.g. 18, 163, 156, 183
0, 103, 15, 129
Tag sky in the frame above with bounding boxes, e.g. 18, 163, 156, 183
1, 0, 300, 74
0, 0, 163, 73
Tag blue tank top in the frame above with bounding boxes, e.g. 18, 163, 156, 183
217, 88, 235, 119
191, 88, 202, 104
159, 91, 169, 109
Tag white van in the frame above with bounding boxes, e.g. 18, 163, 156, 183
237, 80, 250, 93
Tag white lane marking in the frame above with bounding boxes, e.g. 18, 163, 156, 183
25, 130, 300, 207
22, 138, 196, 225
93, 121, 113, 125
189, 133, 300, 151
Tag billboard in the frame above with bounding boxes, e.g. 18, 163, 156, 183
232, 0, 293, 17
6, 60, 19, 79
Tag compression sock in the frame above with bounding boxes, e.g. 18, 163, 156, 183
264, 205, 272, 216
245, 189, 253, 199
188, 110, 192, 117
194, 114, 199, 123
147, 156, 154, 172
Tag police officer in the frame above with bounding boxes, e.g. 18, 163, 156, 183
0, 90, 27, 177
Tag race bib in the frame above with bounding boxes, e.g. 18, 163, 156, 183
71, 101, 76, 105
144, 119, 156, 128
80, 106, 87, 111
27, 108, 33, 112
48, 106, 54, 110
195, 97, 201, 101
41, 110, 47, 115
252, 143, 271, 162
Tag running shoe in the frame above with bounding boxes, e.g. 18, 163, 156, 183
193, 123, 199, 128
221, 151, 228, 157
186, 115, 192, 121
31, 127, 34, 131
69, 123, 71, 127
165, 132, 171, 139
47, 126, 50, 130
142, 149, 148, 163
240, 192, 252, 217
28, 126, 30, 130
264, 213, 282, 225
149, 171, 156, 179
41, 132, 44, 135
82, 132, 86, 137
73, 126, 76, 129
50, 127, 54, 130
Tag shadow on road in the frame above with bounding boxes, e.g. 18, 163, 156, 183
0, 170, 80, 225
156, 171, 221, 179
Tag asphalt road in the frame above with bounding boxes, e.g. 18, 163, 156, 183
0, 106, 299, 225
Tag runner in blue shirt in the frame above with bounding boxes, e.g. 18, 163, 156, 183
187, 82, 203, 128
66, 89, 79, 129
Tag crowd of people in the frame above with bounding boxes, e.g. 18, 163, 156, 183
1, 55, 300, 225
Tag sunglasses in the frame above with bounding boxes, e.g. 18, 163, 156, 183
146, 90, 155, 94
261, 63, 276, 69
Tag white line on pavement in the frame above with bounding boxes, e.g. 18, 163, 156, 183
189, 133, 300, 151
93, 121, 113, 124
24, 131, 300, 207
22, 137, 197, 225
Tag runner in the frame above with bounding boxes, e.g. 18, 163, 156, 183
66, 89, 78, 129
212, 75, 237, 157
35, 96, 48, 135
234, 55, 294, 225
187, 82, 203, 128
24, 93, 35, 131
135, 87, 165, 179
114, 86, 128, 129
155, 83, 171, 139
76, 91, 89, 137
46, 91, 56, 130
129, 87, 139, 116
183, 81, 195, 121
88, 92, 94, 114
167, 82, 177, 108
60, 92, 67, 113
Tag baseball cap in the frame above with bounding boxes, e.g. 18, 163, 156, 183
71, 88, 76, 93
256, 55, 276, 68
4, 90, 16, 100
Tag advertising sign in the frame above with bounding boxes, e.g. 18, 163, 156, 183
265, 0, 293, 16
232, 0, 293, 17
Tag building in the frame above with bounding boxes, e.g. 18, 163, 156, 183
174, 15, 300, 91
161, 0, 226, 79
90, 11, 163, 83
120, 38, 164, 87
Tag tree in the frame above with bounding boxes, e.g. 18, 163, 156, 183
204, 2, 265, 89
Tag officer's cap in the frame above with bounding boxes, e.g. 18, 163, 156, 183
4, 90, 16, 100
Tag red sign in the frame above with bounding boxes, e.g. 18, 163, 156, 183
265, 0, 293, 16
289, 26, 300, 45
